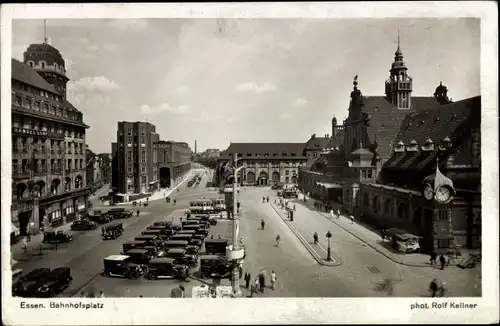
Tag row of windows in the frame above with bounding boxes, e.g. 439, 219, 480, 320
12, 89, 84, 123
12, 158, 84, 172
13, 118, 85, 139
238, 152, 298, 157
26, 60, 66, 74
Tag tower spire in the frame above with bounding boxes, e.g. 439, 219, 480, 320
395, 29, 402, 56
44, 19, 48, 44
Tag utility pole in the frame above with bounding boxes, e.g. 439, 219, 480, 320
231, 153, 243, 296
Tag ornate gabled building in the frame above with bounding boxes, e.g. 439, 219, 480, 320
215, 143, 306, 187
298, 37, 481, 254
11, 41, 90, 240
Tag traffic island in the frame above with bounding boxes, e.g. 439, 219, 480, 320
269, 203, 341, 267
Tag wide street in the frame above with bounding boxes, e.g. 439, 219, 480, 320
12, 168, 480, 298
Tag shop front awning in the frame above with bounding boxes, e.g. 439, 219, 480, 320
317, 182, 343, 189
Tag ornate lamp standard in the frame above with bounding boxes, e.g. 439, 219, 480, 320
326, 231, 332, 261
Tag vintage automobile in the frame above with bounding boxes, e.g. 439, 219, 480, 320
106, 208, 133, 219
146, 258, 189, 280
169, 234, 193, 242
199, 255, 237, 279
141, 229, 163, 237
12, 268, 51, 297
271, 183, 283, 190
192, 233, 206, 241
184, 224, 209, 236
182, 219, 204, 227
165, 248, 198, 267
70, 219, 98, 231
153, 221, 173, 228
177, 230, 196, 236
189, 238, 204, 249
103, 255, 146, 279
101, 222, 124, 240
282, 190, 298, 199
135, 235, 164, 247
186, 217, 211, 228
87, 211, 112, 224
123, 241, 147, 253
164, 240, 189, 250
385, 228, 421, 253
205, 239, 228, 255
42, 231, 73, 244
124, 249, 154, 265
36, 267, 73, 298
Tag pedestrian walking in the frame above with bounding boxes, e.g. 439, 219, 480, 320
252, 278, 259, 297
439, 255, 446, 270
330, 209, 334, 220
27, 232, 31, 242
98, 290, 105, 298
266, 196, 269, 203
430, 251, 437, 266
429, 278, 438, 297
237, 201, 241, 213
136, 209, 140, 217
80, 291, 87, 298
337, 209, 341, 219
381, 229, 385, 241
258, 273, 265, 293
270, 270, 277, 290
244, 272, 251, 289
313, 232, 319, 245
350, 215, 355, 224
22, 237, 28, 253
261, 219, 265, 230
293, 204, 296, 211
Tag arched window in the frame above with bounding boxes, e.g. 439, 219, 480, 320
384, 199, 392, 215
398, 203, 408, 220
372, 196, 379, 214
363, 194, 370, 207
65, 177, 71, 191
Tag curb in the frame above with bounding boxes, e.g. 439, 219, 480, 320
297, 200, 431, 268
269, 204, 341, 267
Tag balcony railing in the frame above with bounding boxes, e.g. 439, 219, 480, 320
34, 168, 47, 176
13, 171, 30, 179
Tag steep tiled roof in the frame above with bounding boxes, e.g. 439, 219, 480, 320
304, 136, 331, 151
220, 142, 307, 159
363, 96, 440, 162
381, 96, 480, 177
11, 58, 60, 95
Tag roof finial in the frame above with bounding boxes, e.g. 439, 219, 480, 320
395, 29, 402, 56
44, 19, 48, 44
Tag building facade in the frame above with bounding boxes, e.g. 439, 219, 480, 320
11, 42, 90, 239
298, 40, 481, 253
113, 122, 159, 194
216, 143, 307, 187
156, 141, 192, 188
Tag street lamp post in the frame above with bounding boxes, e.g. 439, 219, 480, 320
326, 231, 332, 261
231, 153, 243, 296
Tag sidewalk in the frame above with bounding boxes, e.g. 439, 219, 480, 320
113, 170, 194, 206
295, 195, 477, 268
11, 221, 74, 267
269, 202, 340, 267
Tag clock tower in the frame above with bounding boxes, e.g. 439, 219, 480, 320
422, 157, 456, 252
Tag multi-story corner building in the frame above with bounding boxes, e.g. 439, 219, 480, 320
215, 143, 307, 187
113, 121, 159, 195
156, 141, 192, 188
11, 41, 90, 240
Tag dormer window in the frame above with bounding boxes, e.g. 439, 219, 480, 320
439, 136, 452, 151
406, 139, 418, 152
394, 140, 405, 153
282, 153, 287, 157
421, 137, 435, 152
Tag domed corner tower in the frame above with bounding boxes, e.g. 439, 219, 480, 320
23, 42, 70, 98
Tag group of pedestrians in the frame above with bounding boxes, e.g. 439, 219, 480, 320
244, 270, 278, 297
430, 251, 450, 270
262, 196, 270, 203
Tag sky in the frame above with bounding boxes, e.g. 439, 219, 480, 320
12, 18, 480, 153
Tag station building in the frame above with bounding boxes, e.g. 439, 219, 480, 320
298, 40, 481, 253
215, 143, 307, 187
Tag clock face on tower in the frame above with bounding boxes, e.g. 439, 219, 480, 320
423, 184, 434, 200
435, 186, 452, 203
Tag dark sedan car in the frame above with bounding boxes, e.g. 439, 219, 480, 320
71, 219, 98, 231
36, 267, 73, 297
12, 268, 51, 297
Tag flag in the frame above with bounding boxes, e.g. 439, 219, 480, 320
433, 157, 454, 193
